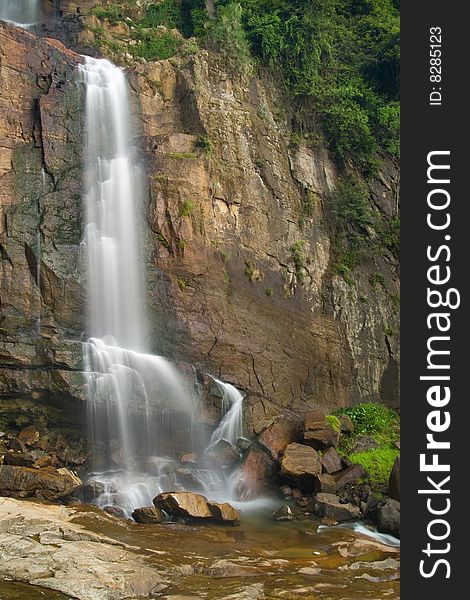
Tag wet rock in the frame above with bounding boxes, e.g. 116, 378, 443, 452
132, 506, 165, 524
236, 437, 252, 452
303, 411, 339, 450
103, 505, 127, 519
341, 456, 353, 469
17, 425, 40, 446
375, 498, 400, 538
338, 414, 354, 434
175, 468, 205, 492
0, 465, 82, 500
273, 504, 294, 521
257, 412, 302, 459
154, 492, 240, 524
321, 447, 342, 474
280, 484, 293, 499
292, 488, 302, 499
205, 439, 240, 469
180, 452, 199, 464
313, 473, 337, 494
33, 453, 58, 469
82, 479, 110, 503
334, 464, 367, 491
351, 436, 379, 454
281, 443, 322, 486
3, 451, 35, 467
207, 501, 240, 524
314, 493, 361, 522
234, 443, 275, 500
387, 455, 400, 501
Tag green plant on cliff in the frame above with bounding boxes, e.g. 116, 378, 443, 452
130, 29, 182, 61
325, 414, 341, 433
140, 0, 183, 30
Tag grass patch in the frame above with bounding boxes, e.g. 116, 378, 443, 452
350, 447, 399, 492
179, 199, 195, 217
164, 152, 198, 160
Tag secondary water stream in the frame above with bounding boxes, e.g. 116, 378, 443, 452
0, 0, 40, 29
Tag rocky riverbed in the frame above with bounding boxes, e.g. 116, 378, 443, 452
0, 496, 399, 600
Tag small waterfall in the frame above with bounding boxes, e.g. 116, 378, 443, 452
0, 0, 40, 29
208, 379, 244, 446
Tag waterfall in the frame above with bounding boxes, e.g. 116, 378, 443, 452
0, 0, 40, 28
79, 57, 250, 516
208, 379, 244, 446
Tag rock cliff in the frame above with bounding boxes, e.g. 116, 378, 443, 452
0, 19, 399, 436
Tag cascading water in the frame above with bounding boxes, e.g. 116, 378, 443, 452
208, 379, 244, 447
80, 57, 252, 516
80, 57, 199, 514
0, 0, 40, 29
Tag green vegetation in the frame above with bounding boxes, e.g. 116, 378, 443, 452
325, 414, 341, 433
291, 240, 306, 284
179, 199, 195, 217
164, 152, 198, 160
335, 401, 399, 493
91, 1, 399, 168
265, 287, 274, 297
350, 447, 399, 491
194, 135, 213, 154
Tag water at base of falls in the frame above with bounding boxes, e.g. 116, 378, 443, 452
80, 57, 251, 517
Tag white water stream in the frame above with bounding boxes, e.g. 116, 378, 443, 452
0, 0, 40, 29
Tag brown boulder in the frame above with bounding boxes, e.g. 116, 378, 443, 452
257, 413, 302, 459
387, 456, 400, 501
281, 443, 322, 484
303, 411, 339, 450
334, 464, 367, 491
321, 447, 342, 474
234, 444, 275, 501
0, 465, 82, 500
132, 506, 165, 524
338, 414, 354, 433
313, 473, 337, 494
3, 451, 35, 468
350, 436, 379, 454
314, 493, 361, 522
154, 492, 240, 524
17, 425, 40, 446
154, 492, 213, 519
205, 439, 240, 469
207, 501, 240, 524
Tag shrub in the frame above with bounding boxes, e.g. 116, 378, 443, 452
140, 0, 183, 30
179, 199, 195, 217
92, 5, 123, 25
131, 30, 182, 61
204, 3, 252, 73
333, 178, 374, 230
337, 402, 398, 437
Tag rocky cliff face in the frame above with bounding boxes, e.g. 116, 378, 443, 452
0, 20, 399, 437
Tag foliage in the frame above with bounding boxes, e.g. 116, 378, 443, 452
194, 134, 213, 154
140, 0, 183, 30
92, 6, 123, 24
337, 402, 399, 437
350, 447, 399, 491
179, 199, 195, 217
130, 29, 182, 61
204, 3, 252, 73
333, 178, 374, 229
325, 414, 341, 433
291, 240, 306, 284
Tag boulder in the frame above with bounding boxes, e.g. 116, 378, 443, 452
154, 491, 240, 524
103, 505, 127, 519
334, 464, 367, 490
180, 452, 198, 464
3, 451, 35, 468
338, 414, 354, 434
314, 493, 361, 522
313, 473, 337, 494
0, 465, 82, 500
375, 498, 400, 538
280, 484, 293, 499
236, 437, 252, 452
207, 501, 240, 524
387, 456, 400, 501
281, 443, 322, 485
350, 435, 379, 453
234, 443, 275, 500
17, 425, 40, 447
273, 504, 294, 521
205, 439, 240, 469
303, 411, 339, 450
257, 413, 302, 459
321, 447, 342, 474
132, 506, 165, 524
